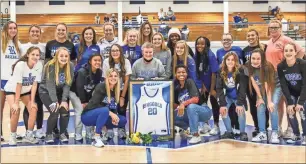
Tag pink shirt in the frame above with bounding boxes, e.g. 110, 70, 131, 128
266, 35, 304, 71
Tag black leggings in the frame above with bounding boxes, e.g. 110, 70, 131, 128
23, 84, 44, 130
229, 103, 240, 130
203, 92, 220, 125
118, 89, 129, 117
39, 92, 70, 135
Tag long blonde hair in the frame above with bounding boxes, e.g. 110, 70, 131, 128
1, 21, 20, 55
138, 21, 153, 45
123, 28, 139, 46
45, 47, 72, 86
220, 51, 240, 84
152, 32, 169, 51
105, 68, 120, 104
172, 40, 188, 76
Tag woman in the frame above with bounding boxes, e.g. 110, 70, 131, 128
71, 54, 102, 141
81, 68, 127, 148
98, 22, 119, 61
242, 29, 269, 137
21, 24, 46, 139
216, 52, 248, 141
138, 21, 153, 45
102, 44, 132, 139
122, 29, 142, 66
194, 36, 220, 136
174, 64, 212, 144
4, 46, 42, 145
277, 43, 306, 145
152, 32, 172, 79
39, 47, 74, 143
74, 26, 100, 72
1, 21, 21, 141
167, 28, 194, 57
45, 23, 77, 64
247, 48, 280, 144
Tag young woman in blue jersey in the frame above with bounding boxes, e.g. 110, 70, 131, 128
21, 24, 46, 139
98, 22, 119, 60
71, 54, 102, 141
247, 48, 281, 144
152, 32, 172, 79
174, 64, 212, 144
138, 21, 153, 45
74, 26, 100, 72
4, 46, 42, 145
81, 68, 127, 148
167, 28, 194, 57
102, 44, 132, 139
45, 23, 77, 64
39, 47, 74, 143
1, 21, 22, 141
216, 52, 248, 141
194, 36, 220, 136
172, 40, 201, 88
277, 43, 306, 145
122, 29, 142, 66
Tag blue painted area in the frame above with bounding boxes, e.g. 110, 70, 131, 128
146, 148, 152, 164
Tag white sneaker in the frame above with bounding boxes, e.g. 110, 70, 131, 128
35, 129, 45, 139
209, 125, 220, 136
23, 132, 39, 144
302, 136, 306, 145
92, 135, 104, 148
101, 131, 108, 141
283, 127, 295, 139
75, 133, 83, 141
189, 135, 201, 144
184, 127, 192, 138
199, 123, 211, 134
252, 132, 267, 142
9, 133, 17, 146
286, 134, 301, 144
270, 131, 280, 144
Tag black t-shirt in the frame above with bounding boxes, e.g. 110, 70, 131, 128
45, 40, 77, 61
242, 44, 267, 64
174, 78, 202, 105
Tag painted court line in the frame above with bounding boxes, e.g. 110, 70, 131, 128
146, 148, 152, 164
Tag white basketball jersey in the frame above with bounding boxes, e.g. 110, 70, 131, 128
134, 85, 169, 135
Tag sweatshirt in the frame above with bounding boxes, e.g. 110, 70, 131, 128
154, 50, 172, 79
71, 64, 102, 103
39, 62, 74, 103
216, 46, 243, 65
98, 37, 119, 61
277, 58, 306, 106
216, 67, 248, 107
177, 55, 202, 89
130, 58, 167, 80
74, 44, 100, 72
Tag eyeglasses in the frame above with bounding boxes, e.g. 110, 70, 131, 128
269, 27, 280, 30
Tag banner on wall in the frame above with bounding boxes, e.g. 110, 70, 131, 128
129, 81, 174, 139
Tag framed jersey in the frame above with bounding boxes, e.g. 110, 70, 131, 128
129, 80, 174, 139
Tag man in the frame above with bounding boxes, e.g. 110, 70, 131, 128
167, 7, 176, 21
131, 42, 167, 80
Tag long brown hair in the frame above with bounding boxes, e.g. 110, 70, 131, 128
220, 51, 240, 84
138, 21, 153, 45
109, 44, 126, 78
1, 21, 20, 55
172, 40, 188, 77
77, 27, 97, 63
247, 48, 275, 96
12, 46, 41, 73
247, 29, 265, 51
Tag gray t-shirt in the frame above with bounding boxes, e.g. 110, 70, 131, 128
154, 50, 172, 79
130, 58, 167, 80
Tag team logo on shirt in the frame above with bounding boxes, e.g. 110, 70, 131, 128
102, 97, 117, 111
139, 70, 158, 79
59, 73, 66, 84
22, 73, 36, 86
254, 76, 260, 85
51, 47, 71, 57
226, 76, 235, 89
178, 89, 190, 103
285, 73, 302, 86
5, 46, 18, 59
245, 52, 251, 62
102, 46, 111, 59
84, 80, 96, 93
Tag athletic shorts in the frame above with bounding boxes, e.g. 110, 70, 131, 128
5, 91, 31, 97
1, 80, 8, 91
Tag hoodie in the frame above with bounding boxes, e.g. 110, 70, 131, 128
98, 37, 119, 61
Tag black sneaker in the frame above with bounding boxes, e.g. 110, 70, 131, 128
252, 130, 259, 137
221, 132, 235, 139
1, 136, 4, 141
53, 128, 60, 139
240, 132, 248, 141
45, 134, 54, 143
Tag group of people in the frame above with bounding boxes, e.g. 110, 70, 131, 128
158, 7, 176, 21
1, 18, 305, 148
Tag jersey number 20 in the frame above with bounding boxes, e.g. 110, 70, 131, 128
148, 108, 157, 115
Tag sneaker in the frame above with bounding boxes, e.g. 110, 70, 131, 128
199, 123, 211, 134
189, 135, 201, 144
302, 136, 306, 145
45, 134, 54, 143
60, 133, 69, 142
53, 128, 60, 139
286, 134, 301, 144
283, 127, 295, 139
252, 132, 267, 142
221, 132, 235, 139
85, 132, 94, 140
118, 128, 127, 139
75, 133, 83, 141
252, 129, 259, 137
35, 129, 45, 139
184, 128, 192, 138
101, 131, 108, 141
9, 134, 17, 146
16, 134, 23, 140
209, 125, 220, 136
240, 132, 248, 141
270, 131, 280, 144
23, 134, 39, 144
1, 136, 4, 141
92, 135, 104, 148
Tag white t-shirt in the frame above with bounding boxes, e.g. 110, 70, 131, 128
4, 61, 43, 94
281, 18, 288, 32
102, 58, 132, 90
21, 42, 46, 65
1, 40, 21, 80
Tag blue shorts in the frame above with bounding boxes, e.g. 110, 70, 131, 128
1, 80, 8, 91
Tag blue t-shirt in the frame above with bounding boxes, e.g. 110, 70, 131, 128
216, 46, 243, 65
194, 49, 219, 90
122, 45, 142, 66
74, 44, 100, 72
225, 73, 237, 99
177, 56, 202, 89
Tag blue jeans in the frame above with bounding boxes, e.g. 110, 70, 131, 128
288, 96, 306, 136
258, 85, 282, 132
175, 104, 212, 135
221, 97, 246, 133
81, 107, 127, 134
